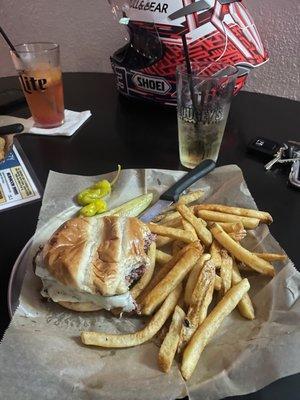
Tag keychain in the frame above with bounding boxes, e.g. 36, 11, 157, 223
247, 137, 300, 189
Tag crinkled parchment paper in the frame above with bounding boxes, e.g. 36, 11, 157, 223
1, 165, 300, 400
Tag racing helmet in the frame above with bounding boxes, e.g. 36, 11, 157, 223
109, 0, 268, 105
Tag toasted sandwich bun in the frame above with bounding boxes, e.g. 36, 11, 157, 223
41, 215, 152, 297
57, 301, 102, 312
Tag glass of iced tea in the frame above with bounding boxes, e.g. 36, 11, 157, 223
176, 62, 238, 169
10, 42, 65, 128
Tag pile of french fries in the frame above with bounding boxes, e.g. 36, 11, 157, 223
81, 190, 286, 381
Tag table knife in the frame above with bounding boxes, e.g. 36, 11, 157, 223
139, 159, 215, 222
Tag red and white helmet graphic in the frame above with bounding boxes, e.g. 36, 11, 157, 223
109, 0, 268, 105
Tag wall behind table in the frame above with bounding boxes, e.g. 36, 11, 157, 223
0, 0, 299, 101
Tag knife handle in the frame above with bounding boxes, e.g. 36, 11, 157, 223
160, 159, 216, 202
0, 124, 24, 135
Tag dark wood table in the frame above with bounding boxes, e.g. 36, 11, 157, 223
0, 73, 299, 399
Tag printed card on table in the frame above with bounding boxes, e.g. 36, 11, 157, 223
0, 144, 41, 212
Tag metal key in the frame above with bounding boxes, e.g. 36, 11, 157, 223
278, 157, 300, 164
264, 145, 288, 170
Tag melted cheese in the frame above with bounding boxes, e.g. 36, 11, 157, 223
35, 255, 136, 312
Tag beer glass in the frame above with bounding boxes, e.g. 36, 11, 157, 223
11, 42, 65, 128
176, 62, 238, 169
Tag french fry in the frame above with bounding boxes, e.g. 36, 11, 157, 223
158, 305, 186, 373
148, 223, 196, 244
152, 214, 166, 223
215, 223, 246, 242
184, 254, 211, 305
141, 246, 201, 315
182, 219, 198, 241
228, 231, 247, 242
210, 223, 275, 277
213, 221, 247, 241
166, 190, 204, 211
131, 242, 156, 299
209, 240, 222, 268
179, 190, 204, 203
156, 235, 174, 248
220, 250, 233, 295
196, 209, 260, 230
155, 249, 172, 265
179, 260, 215, 351
159, 217, 182, 228
181, 278, 250, 380
254, 252, 287, 262
155, 210, 181, 223
232, 262, 255, 320
138, 242, 202, 304
157, 206, 197, 225
183, 246, 220, 293
214, 275, 222, 291
177, 204, 212, 246
195, 204, 273, 224
216, 222, 245, 232
81, 285, 182, 348
190, 260, 215, 310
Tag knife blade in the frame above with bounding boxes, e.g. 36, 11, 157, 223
139, 159, 215, 222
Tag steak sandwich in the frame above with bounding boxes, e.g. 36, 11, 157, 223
35, 216, 154, 312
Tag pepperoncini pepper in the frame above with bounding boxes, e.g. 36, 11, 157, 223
77, 189, 103, 206
91, 179, 111, 197
77, 165, 121, 216
79, 199, 108, 217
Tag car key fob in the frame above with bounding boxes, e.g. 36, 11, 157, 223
247, 137, 283, 157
